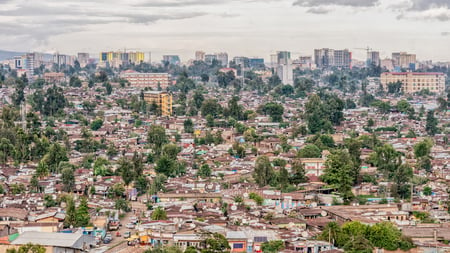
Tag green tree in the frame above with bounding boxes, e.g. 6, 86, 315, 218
148, 125, 169, 156
151, 206, 168, 220
253, 156, 274, 187
321, 149, 356, 201
414, 139, 433, 159
184, 119, 194, 133
118, 157, 135, 186
367, 222, 405, 251
396, 100, 411, 113
201, 99, 222, 118
297, 144, 321, 158
113, 198, 130, 212
289, 160, 308, 185
249, 192, 264, 205
202, 233, 230, 253
198, 164, 212, 178
75, 197, 91, 227
162, 144, 181, 160
90, 118, 103, 131
61, 167, 75, 193
423, 186, 432, 196
64, 195, 76, 228
425, 110, 438, 136
261, 240, 285, 253
260, 102, 284, 122
6, 243, 46, 253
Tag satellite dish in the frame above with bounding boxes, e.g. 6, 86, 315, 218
243, 193, 249, 198
301, 232, 308, 238
231, 205, 237, 211
321, 211, 327, 217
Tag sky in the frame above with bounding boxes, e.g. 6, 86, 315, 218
0, 0, 449, 62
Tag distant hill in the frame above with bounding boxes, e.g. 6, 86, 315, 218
0, 50, 26, 61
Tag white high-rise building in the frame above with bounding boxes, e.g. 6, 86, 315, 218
276, 64, 293, 85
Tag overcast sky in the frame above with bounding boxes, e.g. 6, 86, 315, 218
0, 0, 449, 62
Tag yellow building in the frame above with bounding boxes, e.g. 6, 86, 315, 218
144, 91, 173, 116
380, 72, 446, 94
99, 51, 144, 67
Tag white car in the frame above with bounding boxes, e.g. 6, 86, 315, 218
125, 223, 135, 229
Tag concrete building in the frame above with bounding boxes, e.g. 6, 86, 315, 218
314, 48, 335, 68
99, 51, 145, 67
276, 64, 293, 85
205, 54, 217, 65
53, 52, 74, 67
334, 49, 352, 68
249, 58, 265, 69
392, 52, 416, 69
367, 51, 380, 66
143, 91, 173, 116
44, 72, 66, 84
120, 70, 171, 90
380, 72, 446, 94
162, 55, 181, 65
276, 51, 291, 65
217, 52, 229, 67
77, 53, 89, 68
195, 51, 205, 61
315, 48, 352, 68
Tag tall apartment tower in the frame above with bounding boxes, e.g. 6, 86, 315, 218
217, 52, 229, 67
274, 51, 293, 85
314, 48, 335, 68
367, 51, 380, 66
276, 51, 291, 65
334, 49, 352, 68
392, 52, 416, 69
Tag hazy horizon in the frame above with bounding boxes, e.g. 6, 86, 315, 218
0, 0, 449, 62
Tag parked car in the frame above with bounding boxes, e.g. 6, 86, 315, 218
124, 231, 131, 239
125, 223, 135, 229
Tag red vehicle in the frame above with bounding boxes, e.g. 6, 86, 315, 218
116, 231, 121, 237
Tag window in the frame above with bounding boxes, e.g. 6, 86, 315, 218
233, 243, 244, 249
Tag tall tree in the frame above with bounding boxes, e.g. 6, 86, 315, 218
253, 156, 275, 187
147, 125, 169, 156
75, 197, 91, 227
425, 110, 438, 136
61, 167, 75, 192
321, 150, 356, 201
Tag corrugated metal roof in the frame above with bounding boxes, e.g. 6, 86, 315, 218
11, 232, 95, 250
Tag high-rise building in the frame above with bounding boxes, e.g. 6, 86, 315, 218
143, 91, 173, 116
380, 72, 445, 94
24, 53, 35, 81
249, 58, 265, 69
195, 51, 205, 61
120, 70, 171, 90
334, 49, 352, 68
367, 51, 380, 66
217, 52, 229, 67
276, 64, 293, 85
162, 55, 181, 65
99, 51, 145, 67
204, 54, 217, 65
392, 52, 416, 69
314, 48, 335, 68
13, 53, 37, 81
314, 48, 351, 68
77, 53, 90, 68
276, 51, 291, 65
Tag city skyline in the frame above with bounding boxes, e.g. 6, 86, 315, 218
0, 0, 449, 61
